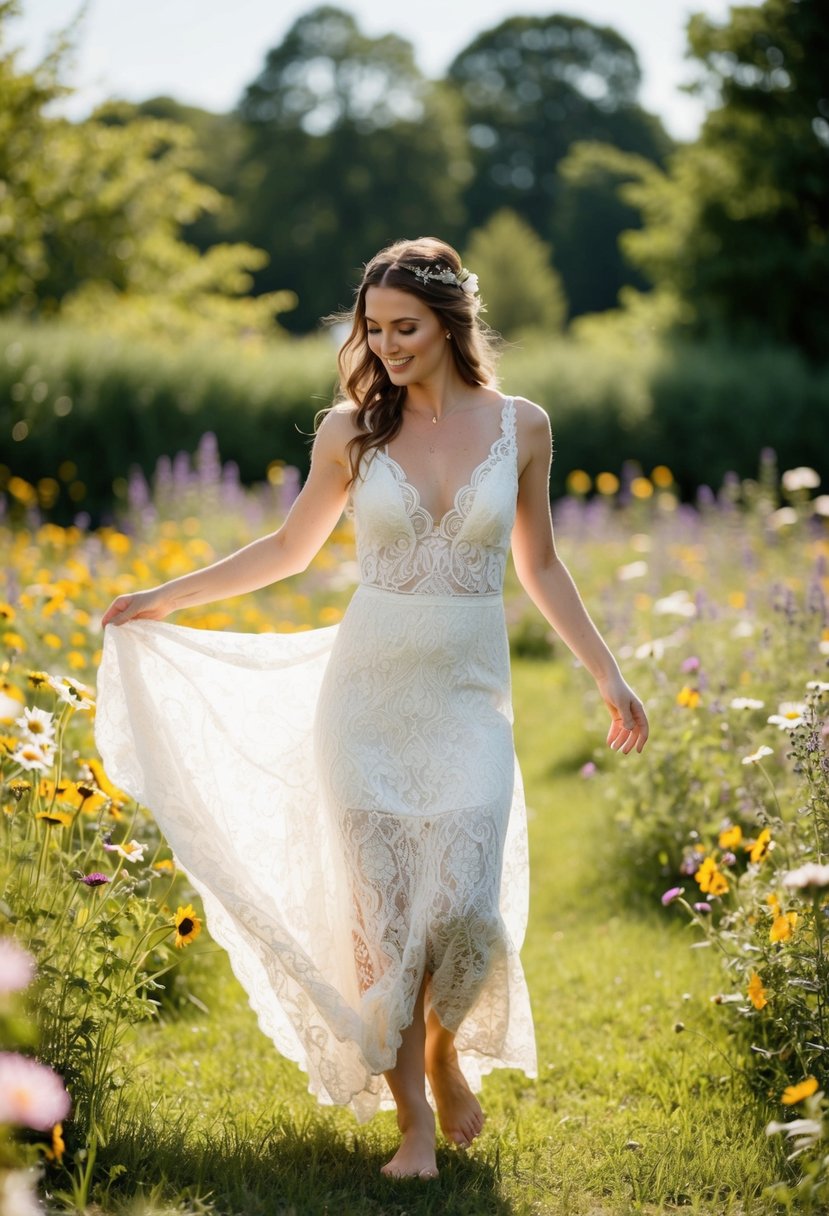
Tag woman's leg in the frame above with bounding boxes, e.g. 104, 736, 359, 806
424, 1001, 485, 1148
380, 973, 439, 1179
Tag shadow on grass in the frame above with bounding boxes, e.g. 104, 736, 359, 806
88, 1102, 516, 1216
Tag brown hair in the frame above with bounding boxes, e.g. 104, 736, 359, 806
317, 237, 500, 489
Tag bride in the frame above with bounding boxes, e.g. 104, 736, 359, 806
97, 236, 649, 1180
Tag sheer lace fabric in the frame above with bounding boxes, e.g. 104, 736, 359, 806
95, 394, 537, 1122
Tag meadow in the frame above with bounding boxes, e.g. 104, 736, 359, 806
1, 441, 827, 1215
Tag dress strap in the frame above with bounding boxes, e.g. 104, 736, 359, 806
500, 396, 517, 446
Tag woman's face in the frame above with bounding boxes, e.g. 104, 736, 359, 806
364, 286, 451, 385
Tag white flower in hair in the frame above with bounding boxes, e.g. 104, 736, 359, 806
407, 262, 480, 298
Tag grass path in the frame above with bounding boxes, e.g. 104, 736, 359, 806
95, 659, 790, 1215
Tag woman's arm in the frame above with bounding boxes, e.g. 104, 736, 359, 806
100, 408, 355, 628
510, 399, 649, 754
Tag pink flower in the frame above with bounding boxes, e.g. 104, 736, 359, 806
693, 902, 712, 914
661, 886, 685, 906
681, 656, 701, 673
0, 938, 36, 994
0, 1052, 71, 1129
79, 872, 111, 887
579, 762, 597, 779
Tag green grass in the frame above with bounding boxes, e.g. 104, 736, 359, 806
83, 658, 794, 1216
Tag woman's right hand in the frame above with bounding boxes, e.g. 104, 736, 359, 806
100, 587, 176, 629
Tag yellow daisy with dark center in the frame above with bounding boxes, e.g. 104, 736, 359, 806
173, 904, 202, 948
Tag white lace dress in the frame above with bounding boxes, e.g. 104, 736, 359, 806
95, 394, 537, 1122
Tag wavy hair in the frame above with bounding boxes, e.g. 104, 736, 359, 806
317, 237, 501, 489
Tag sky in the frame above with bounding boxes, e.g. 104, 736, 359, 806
11, 0, 761, 141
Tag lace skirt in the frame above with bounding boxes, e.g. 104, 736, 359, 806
95, 583, 537, 1122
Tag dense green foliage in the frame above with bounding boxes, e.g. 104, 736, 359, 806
2, 318, 828, 524
614, 0, 829, 361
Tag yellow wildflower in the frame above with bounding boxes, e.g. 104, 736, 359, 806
35, 808, 73, 827
0, 603, 16, 623
3, 632, 25, 650
782, 1076, 819, 1105
44, 1121, 65, 1163
43, 634, 62, 650
747, 972, 768, 1010
719, 824, 743, 850
695, 856, 729, 896
747, 827, 772, 864
676, 685, 701, 708
153, 858, 175, 874
173, 904, 202, 949
770, 911, 798, 943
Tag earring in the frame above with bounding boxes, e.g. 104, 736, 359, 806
445, 332, 451, 340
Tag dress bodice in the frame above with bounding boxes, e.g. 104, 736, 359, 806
346, 396, 518, 596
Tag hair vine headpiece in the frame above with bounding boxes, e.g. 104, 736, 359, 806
403, 262, 480, 298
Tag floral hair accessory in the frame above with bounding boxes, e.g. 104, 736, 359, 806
405, 262, 480, 298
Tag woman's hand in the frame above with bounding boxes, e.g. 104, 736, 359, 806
596, 671, 649, 754
100, 587, 175, 629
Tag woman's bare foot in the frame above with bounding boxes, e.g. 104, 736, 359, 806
425, 1039, 485, 1148
380, 1103, 438, 1179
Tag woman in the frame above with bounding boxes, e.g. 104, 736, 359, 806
97, 236, 648, 1181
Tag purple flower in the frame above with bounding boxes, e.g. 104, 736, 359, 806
681, 656, 700, 673
661, 886, 685, 906
720, 851, 737, 867
79, 872, 110, 887
579, 762, 597, 779
0, 939, 36, 994
693, 902, 712, 914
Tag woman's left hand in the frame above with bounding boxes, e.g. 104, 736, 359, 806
596, 671, 649, 754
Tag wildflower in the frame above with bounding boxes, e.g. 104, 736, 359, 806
729, 697, 765, 710
0, 603, 16, 623
579, 761, 597, 778
782, 862, 829, 890
84, 757, 128, 801
617, 561, 647, 581
768, 703, 806, 729
102, 837, 145, 862
12, 742, 53, 772
173, 904, 202, 948
805, 680, 829, 694
153, 858, 175, 874
747, 827, 772, 864
79, 872, 110, 887
693, 902, 712, 914
46, 674, 94, 710
781, 466, 820, 492
35, 809, 73, 828
681, 656, 700, 673
781, 1076, 820, 1105
654, 590, 696, 618
742, 745, 773, 765
770, 911, 798, 942
676, 685, 701, 708
15, 706, 56, 745
747, 972, 768, 1010
0, 939, 36, 993
718, 824, 743, 850
0, 1052, 72, 1130
8, 779, 32, 800
695, 856, 729, 896
44, 1120, 65, 1163
26, 671, 50, 689
661, 886, 684, 906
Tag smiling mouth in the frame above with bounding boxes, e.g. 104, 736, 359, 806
386, 357, 413, 368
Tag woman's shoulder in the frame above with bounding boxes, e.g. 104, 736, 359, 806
509, 395, 551, 435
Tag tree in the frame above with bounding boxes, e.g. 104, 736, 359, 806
235, 6, 470, 331
447, 14, 671, 244
464, 209, 567, 339
616, 0, 829, 361
0, 2, 293, 344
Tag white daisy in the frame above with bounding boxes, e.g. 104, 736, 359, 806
742, 746, 774, 765
781, 863, 829, 890
15, 706, 56, 744
47, 674, 95, 710
12, 742, 54, 772
729, 697, 766, 710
